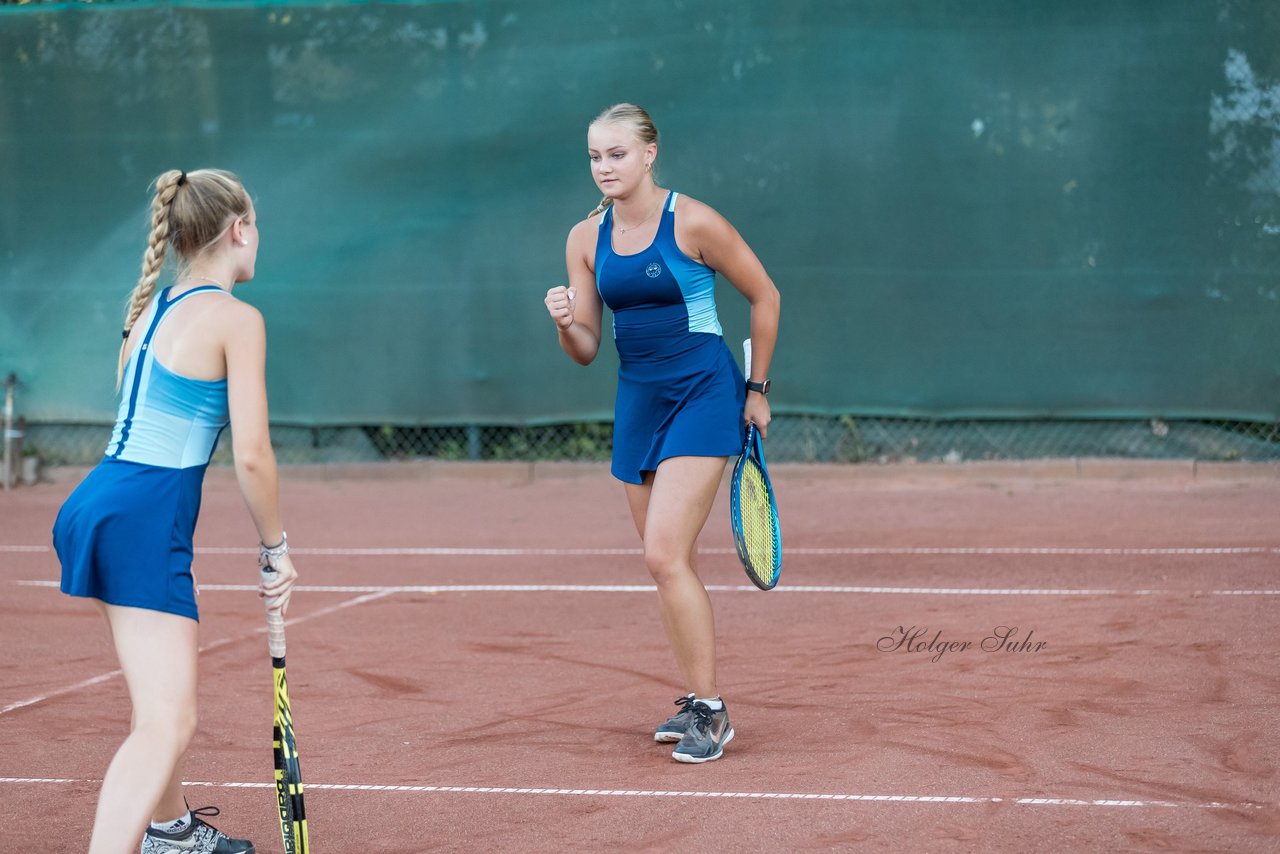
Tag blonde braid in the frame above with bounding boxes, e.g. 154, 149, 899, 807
118, 169, 184, 384
587, 196, 614, 219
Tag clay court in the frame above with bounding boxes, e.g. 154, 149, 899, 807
2, 461, 1277, 852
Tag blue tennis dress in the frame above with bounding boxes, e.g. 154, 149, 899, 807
52, 285, 232, 621
596, 191, 746, 484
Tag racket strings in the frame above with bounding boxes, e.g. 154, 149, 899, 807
738, 461, 779, 586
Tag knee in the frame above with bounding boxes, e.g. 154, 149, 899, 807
135, 706, 197, 755
643, 543, 687, 586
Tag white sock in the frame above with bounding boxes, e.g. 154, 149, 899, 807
694, 696, 723, 711
151, 811, 192, 834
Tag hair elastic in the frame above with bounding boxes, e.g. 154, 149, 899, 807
177, 171, 187, 186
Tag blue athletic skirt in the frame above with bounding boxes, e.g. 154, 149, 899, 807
611, 332, 746, 484
52, 458, 208, 621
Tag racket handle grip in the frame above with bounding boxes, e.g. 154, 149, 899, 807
265, 609, 286, 659
261, 567, 287, 659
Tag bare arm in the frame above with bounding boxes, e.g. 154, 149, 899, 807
224, 304, 284, 545
545, 219, 604, 365
223, 303, 298, 609
681, 198, 781, 432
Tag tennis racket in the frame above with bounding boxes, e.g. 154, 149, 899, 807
263, 569, 309, 854
732, 339, 782, 590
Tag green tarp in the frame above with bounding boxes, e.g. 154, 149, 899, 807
2, 0, 1277, 424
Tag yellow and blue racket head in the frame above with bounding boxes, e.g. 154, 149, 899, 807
730, 424, 782, 590
265, 580, 309, 853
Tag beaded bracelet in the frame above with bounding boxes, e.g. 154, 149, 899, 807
259, 531, 289, 569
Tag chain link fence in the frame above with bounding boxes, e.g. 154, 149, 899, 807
12, 416, 1280, 469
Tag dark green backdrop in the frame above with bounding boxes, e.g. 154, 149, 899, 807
2, 0, 1277, 425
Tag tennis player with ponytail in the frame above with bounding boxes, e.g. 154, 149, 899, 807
544, 104, 781, 763
52, 168, 298, 853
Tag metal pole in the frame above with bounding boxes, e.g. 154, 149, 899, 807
2, 373, 16, 491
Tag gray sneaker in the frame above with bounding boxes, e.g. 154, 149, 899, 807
672, 699, 734, 763
654, 694, 697, 742
140, 806, 255, 854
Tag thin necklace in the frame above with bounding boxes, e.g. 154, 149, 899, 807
181, 274, 230, 291
615, 198, 663, 234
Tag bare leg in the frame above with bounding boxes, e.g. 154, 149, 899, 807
626, 474, 682, 688
152, 756, 189, 823
91, 599, 189, 824
626, 456, 728, 698
88, 604, 198, 854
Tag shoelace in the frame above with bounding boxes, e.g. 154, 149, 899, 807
671, 695, 694, 715
188, 806, 222, 827
686, 701, 715, 734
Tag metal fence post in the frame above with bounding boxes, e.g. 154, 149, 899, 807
3, 373, 17, 490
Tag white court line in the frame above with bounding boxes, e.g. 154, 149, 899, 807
15, 581, 1280, 596
3, 545, 1277, 557
0, 777, 1262, 811
0, 590, 395, 717
0, 670, 126, 717
14, 581, 1280, 597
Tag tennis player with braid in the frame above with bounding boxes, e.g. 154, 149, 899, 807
544, 104, 781, 763
52, 169, 299, 853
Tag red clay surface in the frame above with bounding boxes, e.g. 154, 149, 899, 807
2, 461, 1278, 852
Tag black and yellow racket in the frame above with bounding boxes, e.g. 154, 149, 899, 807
730, 422, 782, 590
263, 569, 309, 853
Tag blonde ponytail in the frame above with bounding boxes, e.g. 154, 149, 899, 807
118, 169, 184, 384
587, 196, 614, 219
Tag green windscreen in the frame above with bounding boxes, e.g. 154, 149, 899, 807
2, 0, 1277, 425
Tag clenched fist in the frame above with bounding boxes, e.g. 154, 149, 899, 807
545, 285, 577, 331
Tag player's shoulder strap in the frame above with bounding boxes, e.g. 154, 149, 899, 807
166, 283, 230, 305
152, 284, 233, 329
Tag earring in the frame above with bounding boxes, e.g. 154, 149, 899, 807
240, 240, 248, 246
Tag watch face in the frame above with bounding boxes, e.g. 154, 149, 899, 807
761, 380, 772, 394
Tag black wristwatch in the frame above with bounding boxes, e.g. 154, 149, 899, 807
746, 378, 771, 395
